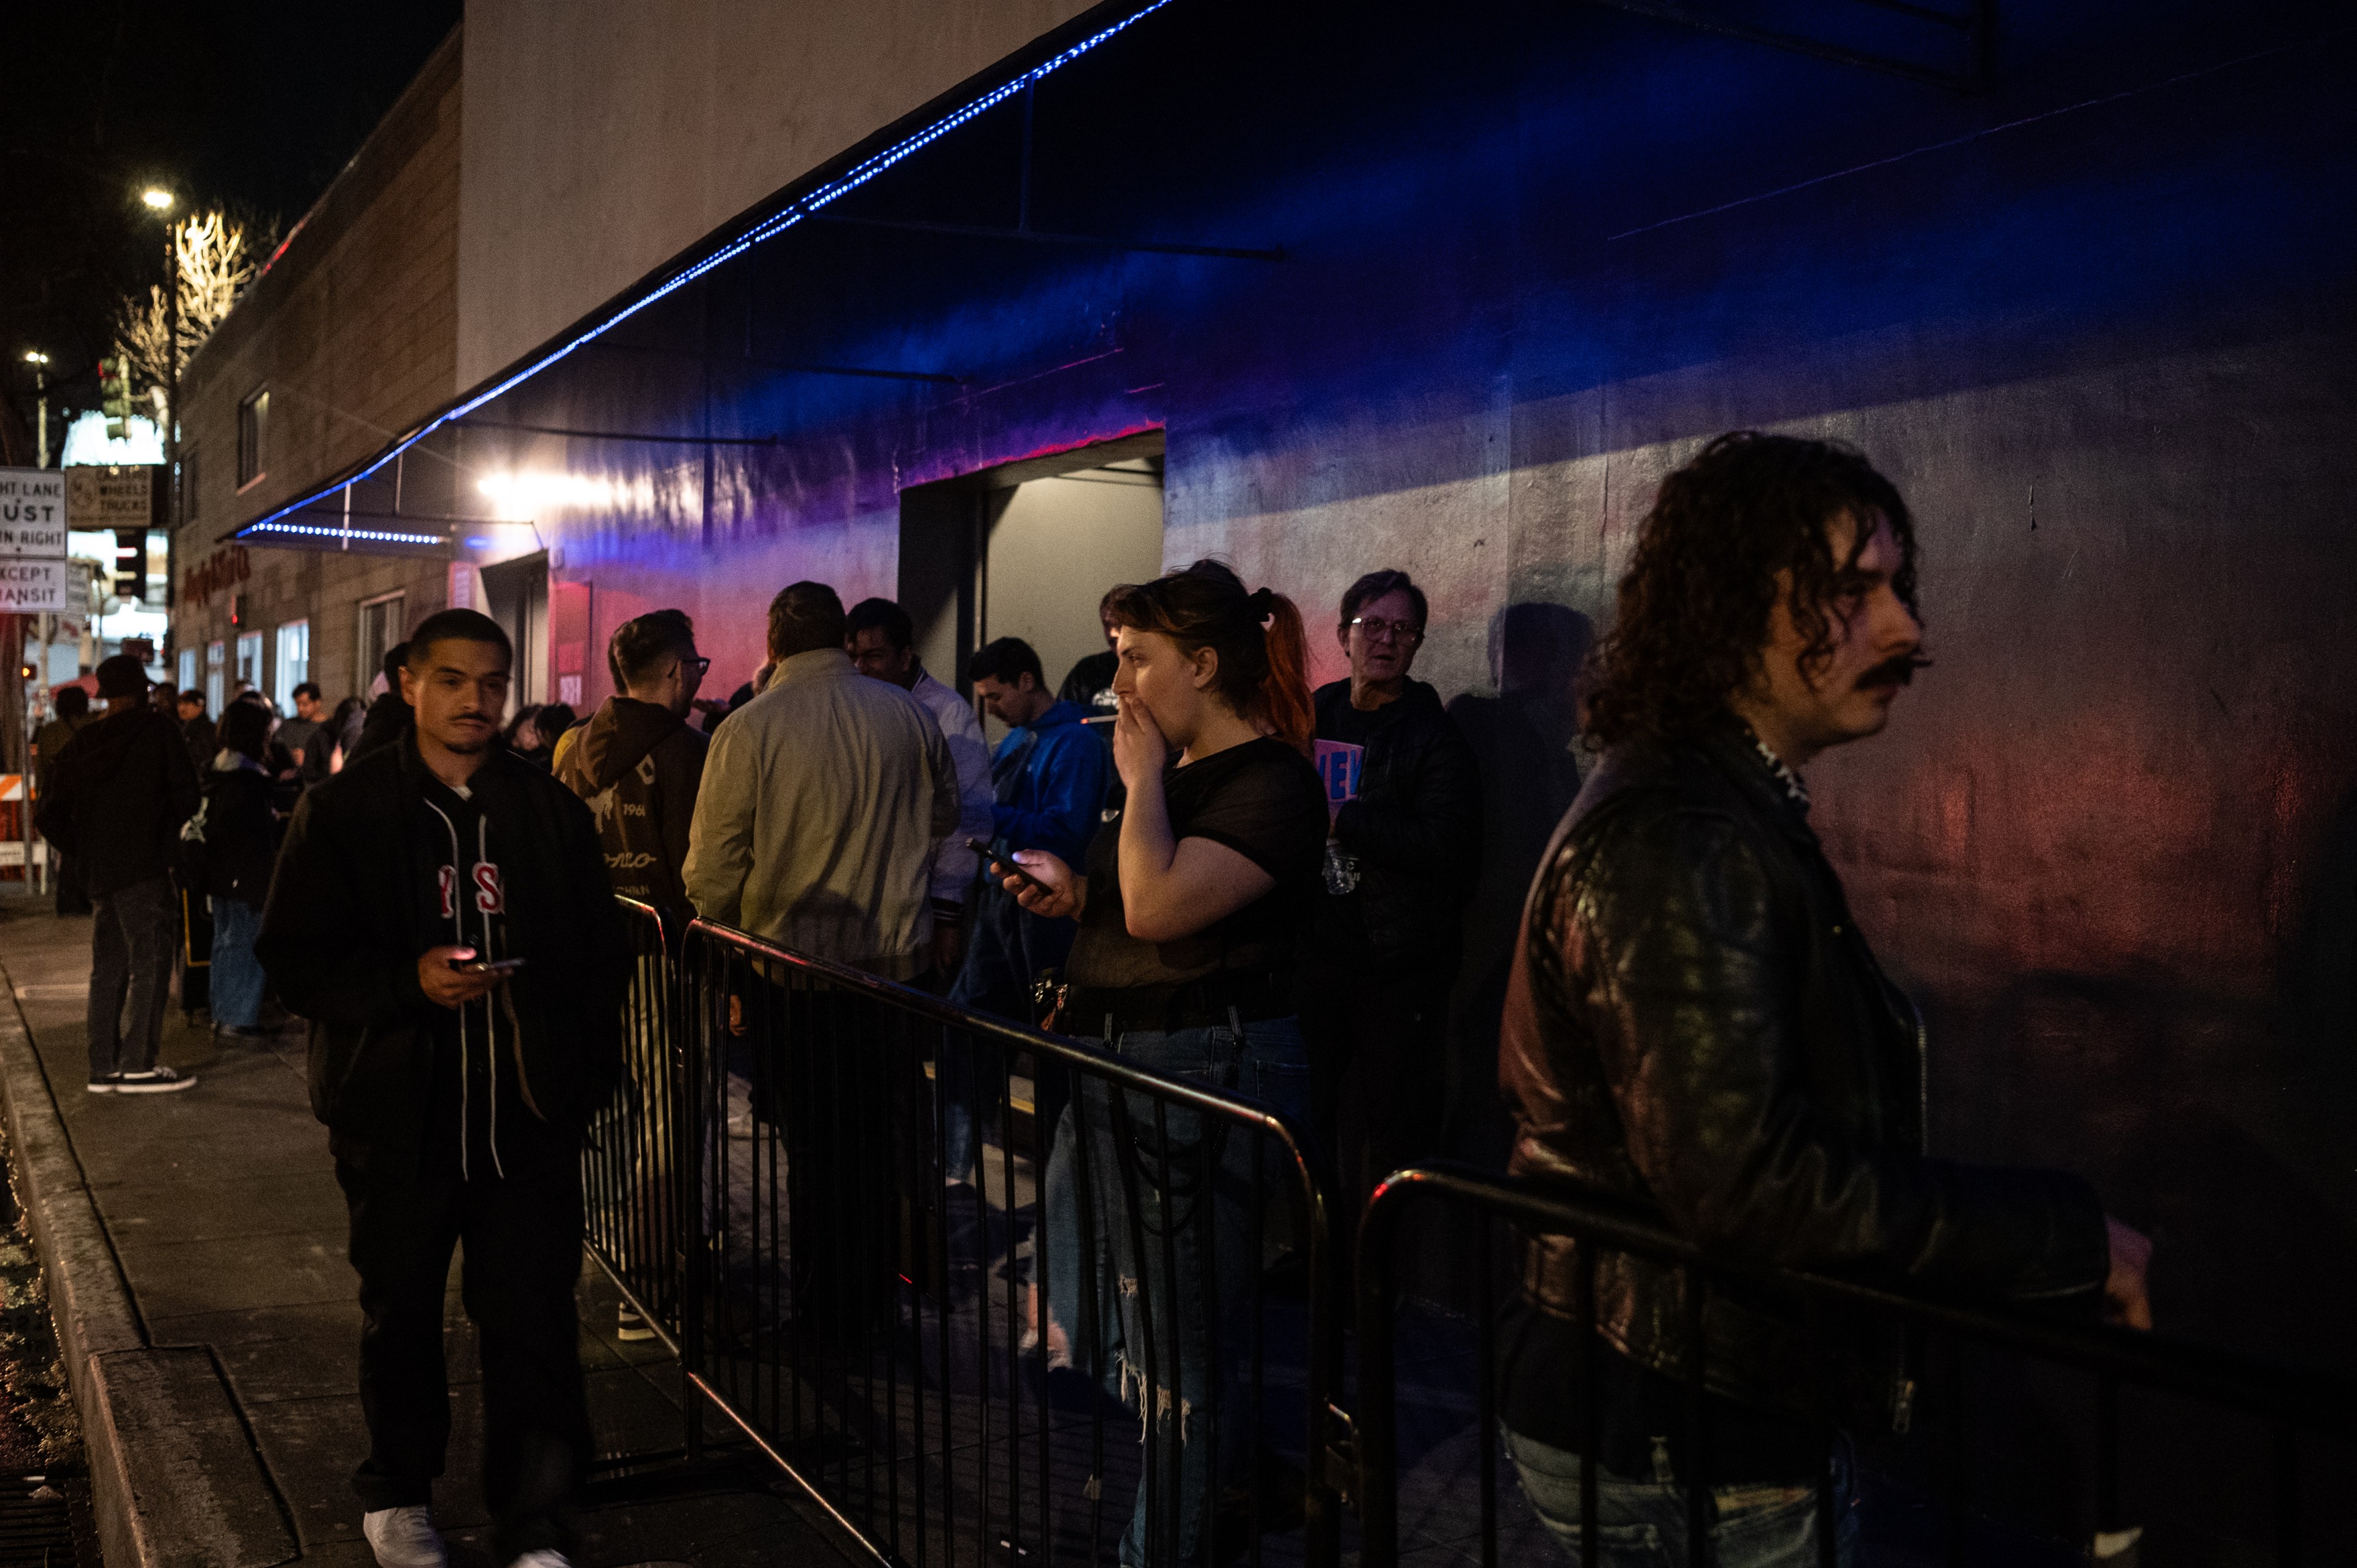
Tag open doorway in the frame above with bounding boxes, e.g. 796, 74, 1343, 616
898, 431, 1164, 741
481, 552, 549, 708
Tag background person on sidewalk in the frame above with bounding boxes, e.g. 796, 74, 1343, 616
1298, 569, 1481, 1245
36, 654, 201, 1096
846, 595, 995, 981
940, 635, 1107, 1184
176, 688, 216, 775
1498, 434, 2151, 1565
347, 641, 414, 766
195, 701, 282, 1043
554, 609, 710, 914
258, 609, 625, 1568
33, 685, 101, 917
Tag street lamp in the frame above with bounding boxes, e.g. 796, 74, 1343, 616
23, 352, 50, 468
141, 185, 180, 541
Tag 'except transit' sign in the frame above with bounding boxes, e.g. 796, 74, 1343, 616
0, 559, 74, 613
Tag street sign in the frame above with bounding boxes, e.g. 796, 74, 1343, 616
0, 559, 74, 612
64, 465, 158, 531
0, 469, 68, 557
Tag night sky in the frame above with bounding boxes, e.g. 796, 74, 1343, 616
1, 0, 463, 464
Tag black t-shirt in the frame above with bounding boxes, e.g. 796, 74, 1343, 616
1066, 736, 1326, 992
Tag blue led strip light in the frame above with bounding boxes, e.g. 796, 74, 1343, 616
233, 0, 1178, 543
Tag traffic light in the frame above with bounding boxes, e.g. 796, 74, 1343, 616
114, 529, 145, 600
101, 355, 136, 441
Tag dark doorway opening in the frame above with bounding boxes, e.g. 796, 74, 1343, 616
897, 430, 1164, 737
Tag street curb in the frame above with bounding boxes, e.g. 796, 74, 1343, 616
0, 985, 150, 1568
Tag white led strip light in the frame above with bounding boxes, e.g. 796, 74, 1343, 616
235, 0, 1178, 545
248, 520, 445, 546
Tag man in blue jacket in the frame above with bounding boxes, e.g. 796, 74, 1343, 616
944, 637, 1106, 1182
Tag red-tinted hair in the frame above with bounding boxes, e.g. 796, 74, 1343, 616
1107, 559, 1314, 754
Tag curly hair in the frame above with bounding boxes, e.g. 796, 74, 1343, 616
1584, 432, 1920, 747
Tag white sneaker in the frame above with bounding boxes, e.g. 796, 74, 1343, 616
507, 1552, 571, 1567
362, 1505, 449, 1568
616, 1302, 657, 1342
114, 1065, 197, 1095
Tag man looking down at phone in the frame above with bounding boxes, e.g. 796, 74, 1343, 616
258, 609, 625, 1568
999, 560, 1326, 1566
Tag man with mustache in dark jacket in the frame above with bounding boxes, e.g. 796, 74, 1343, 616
1498, 433, 2151, 1566
259, 609, 623, 1568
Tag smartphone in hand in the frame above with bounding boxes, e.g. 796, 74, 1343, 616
964, 838, 1050, 897
449, 956, 528, 977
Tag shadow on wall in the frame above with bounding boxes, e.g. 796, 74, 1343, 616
1441, 601, 1594, 1176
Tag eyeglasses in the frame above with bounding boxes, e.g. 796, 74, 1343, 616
681, 656, 711, 676
1349, 616, 1424, 643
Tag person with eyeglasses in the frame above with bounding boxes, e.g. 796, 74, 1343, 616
1299, 570, 1482, 1255
553, 609, 710, 916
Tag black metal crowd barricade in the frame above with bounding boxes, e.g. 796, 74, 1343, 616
668, 915, 1344, 1568
579, 896, 688, 1359
1352, 1162, 2357, 1568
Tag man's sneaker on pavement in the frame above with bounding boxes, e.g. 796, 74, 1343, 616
85, 1076, 119, 1094
617, 1303, 657, 1343
362, 1505, 448, 1568
114, 1066, 197, 1095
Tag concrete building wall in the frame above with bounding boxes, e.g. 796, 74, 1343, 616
175, 31, 465, 708
465, 5, 2355, 1461
453, 0, 1097, 389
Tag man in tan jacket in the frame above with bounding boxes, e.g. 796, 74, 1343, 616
685, 581, 958, 1342
684, 581, 959, 980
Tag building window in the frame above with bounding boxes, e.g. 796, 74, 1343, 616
206, 639, 226, 714
357, 592, 405, 698
236, 630, 264, 699
236, 388, 269, 489
274, 620, 310, 711
177, 647, 196, 692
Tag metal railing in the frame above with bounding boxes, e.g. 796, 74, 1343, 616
581, 897, 687, 1352
671, 916, 1344, 1567
1353, 1162, 2357, 1568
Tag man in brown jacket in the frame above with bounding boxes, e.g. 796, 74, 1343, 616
554, 610, 709, 914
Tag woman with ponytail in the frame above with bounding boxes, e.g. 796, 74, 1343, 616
993, 558, 1325, 1564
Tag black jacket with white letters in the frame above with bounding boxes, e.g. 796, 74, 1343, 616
257, 729, 625, 1178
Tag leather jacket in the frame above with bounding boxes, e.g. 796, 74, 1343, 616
1317, 679, 1482, 964
1500, 717, 2108, 1424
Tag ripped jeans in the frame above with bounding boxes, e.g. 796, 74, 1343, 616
1039, 1015, 1310, 1567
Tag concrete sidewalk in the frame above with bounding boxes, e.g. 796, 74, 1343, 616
0, 900, 855, 1568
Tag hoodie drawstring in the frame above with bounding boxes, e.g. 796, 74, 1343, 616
424, 799, 471, 1183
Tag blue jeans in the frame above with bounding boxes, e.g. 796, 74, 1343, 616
208, 895, 267, 1029
1039, 1015, 1311, 1567
942, 890, 1076, 1183
1505, 1424, 1861, 1567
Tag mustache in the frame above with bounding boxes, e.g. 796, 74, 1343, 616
1857, 654, 1932, 690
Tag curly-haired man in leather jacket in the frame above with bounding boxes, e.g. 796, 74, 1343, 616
1496, 433, 2151, 1566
